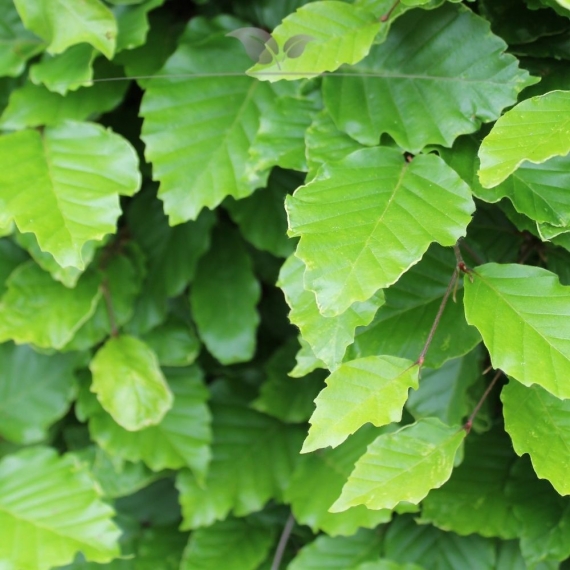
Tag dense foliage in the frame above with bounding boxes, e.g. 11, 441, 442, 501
4, 0, 570, 567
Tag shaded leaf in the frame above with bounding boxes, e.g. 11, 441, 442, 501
114, 0, 165, 52
226, 27, 276, 63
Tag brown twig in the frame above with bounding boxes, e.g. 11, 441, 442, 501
380, 0, 401, 22
463, 370, 503, 434
271, 513, 295, 570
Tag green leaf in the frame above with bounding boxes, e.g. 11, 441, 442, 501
251, 339, 325, 423
384, 515, 496, 570
247, 1, 380, 81
502, 379, 570, 496
479, 91, 570, 187
0, 78, 128, 129
287, 147, 475, 316
302, 356, 418, 453
421, 426, 523, 539
190, 226, 261, 365
180, 517, 275, 570
225, 168, 299, 259
323, 4, 534, 153
0, 447, 120, 569
114, 0, 164, 52
0, 0, 45, 77
464, 263, 570, 399
406, 350, 482, 426
13, 0, 117, 58
90, 335, 173, 431
140, 26, 274, 223
349, 245, 481, 369
288, 528, 383, 570
0, 262, 101, 349
177, 380, 305, 529
81, 366, 211, 482
331, 418, 465, 512
290, 336, 327, 377
279, 254, 385, 370
0, 237, 27, 296
29, 44, 96, 95
286, 426, 393, 536
0, 342, 77, 444
0, 121, 140, 268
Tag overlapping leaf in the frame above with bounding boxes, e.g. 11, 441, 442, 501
479, 91, 570, 187
0, 238, 27, 296
502, 379, 570, 496
0, 447, 120, 569
140, 25, 274, 223
323, 3, 534, 153
0, 121, 140, 268
302, 356, 418, 453
464, 263, 570, 399
279, 254, 385, 370
80, 366, 211, 482
331, 418, 465, 512
247, 1, 380, 81
114, 0, 164, 52
287, 147, 475, 316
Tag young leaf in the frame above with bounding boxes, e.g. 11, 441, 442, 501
90, 335, 173, 431
190, 226, 261, 365
0, 262, 101, 349
464, 263, 570, 399
278, 254, 385, 370
0, 121, 141, 268
331, 418, 465, 512
479, 91, 570, 187
13, 0, 117, 58
324, 3, 534, 153
0, 447, 120, 569
177, 380, 305, 529
248, 2, 380, 81
287, 147, 475, 316
0, 342, 77, 444
180, 516, 275, 570
81, 366, 212, 482
286, 426, 393, 537
502, 379, 570, 496
302, 356, 418, 453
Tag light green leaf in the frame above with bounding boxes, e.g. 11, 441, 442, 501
90, 335, 173, 431
114, 0, 164, 52
305, 109, 365, 181
180, 517, 274, 570
502, 379, 570, 496
141, 26, 274, 223
0, 447, 120, 569
81, 366, 212, 482
287, 147, 475, 316
349, 245, 481, 369
177, 380, 305, 529
406, 350, 482, 426
0, 121, 141, 269
323, 4, 534, 153
302, 356, 418, 453
421, 426, 523, 539
384, 515, 496, 570
142, 316, 201, 367
331, 418, 465, 512
288, 528, 383, 570
0, 0, 45, 77
13, 0, 117, 58
290, 336, 327, 378
29, 44, 96, 94
286, 426, 393, 536
0, 262, 101, 349
279, 254, 384, 370
464, 263, 570, 399
0, 78, 128, 129
225, 168, 299, 259
0, 342, 77, 444
479, 91, 570, 187
190, 226, 260, 365
251, 339, 325, 424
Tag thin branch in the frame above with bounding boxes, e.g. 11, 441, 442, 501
416, 268, 458, 367
101, 279, 119, 338
457, 239, 485, 266
381, 0, 400, 21
271, 513, 295, 570
463, 370, 503, 434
